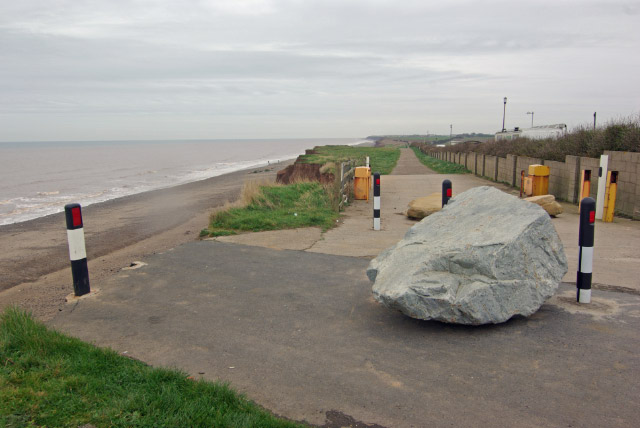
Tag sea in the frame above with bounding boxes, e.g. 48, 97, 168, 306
0, 138, 368, 226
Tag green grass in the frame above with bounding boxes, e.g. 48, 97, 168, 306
410, 147, 470, 174
205, 182, 339, 236
299, 145, 400, 175
0, 307, 303, 428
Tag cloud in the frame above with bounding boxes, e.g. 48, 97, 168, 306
1, 0, 639, 140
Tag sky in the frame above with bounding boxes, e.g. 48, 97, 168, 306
1, 0, 639, 141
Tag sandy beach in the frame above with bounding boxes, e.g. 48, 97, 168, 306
0, 160, 293, 320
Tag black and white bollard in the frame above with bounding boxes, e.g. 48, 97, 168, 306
442, 179, 452, 207
65, 203, 90, 296
577, 197, 595, 304
373, 172, 381, 231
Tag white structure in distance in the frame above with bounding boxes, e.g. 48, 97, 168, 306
495, 124, 567, 141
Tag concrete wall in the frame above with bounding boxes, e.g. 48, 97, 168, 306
497, 157, 509, 183
565, 156, 581, 203
515, 156, 543, 189
468, 152, 478, 175
606, 151, 640, 218
545, 160, 569, 200
484, 155, 497, 181
434, 148, 639, 218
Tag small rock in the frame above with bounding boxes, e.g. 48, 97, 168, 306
406, 193, 442, 219
525, 194, 563, 217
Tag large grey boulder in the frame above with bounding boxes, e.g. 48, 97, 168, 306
367, 186, 568, 325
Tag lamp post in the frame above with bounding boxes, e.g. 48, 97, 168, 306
527, 111, 534, 127
502, 97, 507, 132
450, 124, 452, 140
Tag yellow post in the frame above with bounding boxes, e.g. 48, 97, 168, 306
579, 170, 591, 211
603, 171, 618, 222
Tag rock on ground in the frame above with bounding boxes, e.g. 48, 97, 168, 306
406, 193, 441, 219
525, 194, 563, 217
367, 186, 568, 325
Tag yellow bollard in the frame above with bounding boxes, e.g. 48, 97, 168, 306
354, 167, 371, 201
528, 164, 549, 196
579, 170, 591, 211
603, 171, 618, 222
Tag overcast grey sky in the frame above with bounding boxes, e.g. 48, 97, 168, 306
1, 0, 639, 141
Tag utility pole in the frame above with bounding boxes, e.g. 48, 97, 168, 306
502, 97, 507, 132
450, 124, 453, 140
593, 112, 597, 130
527, 111, 534, 127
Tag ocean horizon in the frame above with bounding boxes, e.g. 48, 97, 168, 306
0, 137, 369, 226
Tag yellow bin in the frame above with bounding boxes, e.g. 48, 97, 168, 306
528, 164, 549, 196
354, 167, 371, 200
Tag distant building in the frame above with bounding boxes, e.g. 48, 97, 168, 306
495, 124, 567, 141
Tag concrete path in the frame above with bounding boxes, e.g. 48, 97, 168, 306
218, 149, 640, 291
49, 148, 640, 427
390, 146, 436, 175
51, 241, 640, 428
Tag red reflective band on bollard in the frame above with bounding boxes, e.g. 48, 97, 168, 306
589, 211, 595, 224
72, 207, 82, 227
446, 188, 452, 197
376, 178, 380, 185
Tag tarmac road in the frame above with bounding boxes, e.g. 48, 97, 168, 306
51, 241, 640, 428
49, 148, 640, 427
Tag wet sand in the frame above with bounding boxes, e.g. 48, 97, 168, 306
0, 160, 293, 320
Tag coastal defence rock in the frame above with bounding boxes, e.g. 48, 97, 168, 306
367, 186, 568, 325
406, 193, 442, 219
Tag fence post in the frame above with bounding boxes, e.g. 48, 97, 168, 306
373, 172, 381, 231
577, 197, 595, 303
65, 203, 90, 296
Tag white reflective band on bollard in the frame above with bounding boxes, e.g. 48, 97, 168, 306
578, 289, 591, 304
580, 247, 593, 274
66, 228, 87, 261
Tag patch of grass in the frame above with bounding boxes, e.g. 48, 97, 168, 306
0, 307, 303, 428
410, 147, 470, 174
205, 182, 339, 236
201, 229, 237, 237
299, 145, 400, 175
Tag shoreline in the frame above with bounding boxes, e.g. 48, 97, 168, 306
0, 159, 294, 319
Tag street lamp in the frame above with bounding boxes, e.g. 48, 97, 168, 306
502, 97, 507, 132
450, 124, 452, 140
527, 111, 534, 127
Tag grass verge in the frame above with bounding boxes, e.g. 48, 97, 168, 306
299, 145, 400, 175
204, 181, 339, 237
0, 307, 303, 428
410, 147, 470, 174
